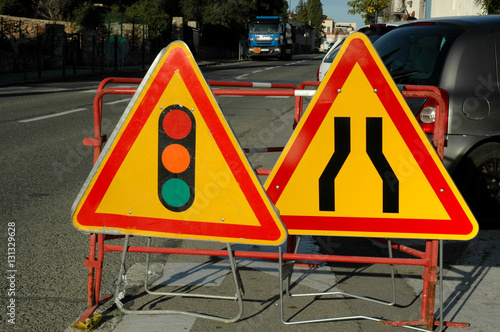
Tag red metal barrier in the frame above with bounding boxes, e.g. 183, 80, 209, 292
86, 79, 304, 171
76, 77, 467, 330
402, 85, 447, 160
208, 81, 297, 90
296, 81, 320, 127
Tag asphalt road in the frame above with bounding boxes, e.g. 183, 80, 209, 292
0, 54, 326, 331
1, 54, 499, 332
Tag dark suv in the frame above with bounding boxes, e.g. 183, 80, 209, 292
373, 16, 500, 227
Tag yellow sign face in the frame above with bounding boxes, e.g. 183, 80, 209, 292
265, 33, 478, 240
72, 41, 286, 245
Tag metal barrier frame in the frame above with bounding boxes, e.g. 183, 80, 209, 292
113, 235, 244, 323
74, 78, 468, 331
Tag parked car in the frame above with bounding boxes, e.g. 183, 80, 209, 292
317, 22, 409, 81
372, 16, 500, 227
317, 35, 347, 81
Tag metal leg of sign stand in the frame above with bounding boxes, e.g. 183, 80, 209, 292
278, 242, 440, 331
436, 240, 445, 332
113, 235, 244, 323
283, 236, 397, 306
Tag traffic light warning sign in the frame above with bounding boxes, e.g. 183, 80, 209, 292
265, 33, 478, 240
72, 41, 286, 246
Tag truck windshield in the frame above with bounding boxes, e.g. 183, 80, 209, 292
250, 23, 279, 34
373, 25, 464, 85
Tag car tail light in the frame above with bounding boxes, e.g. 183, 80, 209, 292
410, 22, 438, 26
416, 89, 448, 134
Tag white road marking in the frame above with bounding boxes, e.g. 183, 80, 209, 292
0, 86, 29, 91
104, 98, 132, 105
80, 85, 138, 94
18, 98, 130, 123
235, 58, 311, 80
236, 73, 249, 80
18, 108, 87, 123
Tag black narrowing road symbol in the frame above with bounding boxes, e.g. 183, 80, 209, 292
319, 117, 350, 211
318, 117, 399, 213
366, 117, 399, 213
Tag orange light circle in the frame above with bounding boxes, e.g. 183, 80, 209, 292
162, 144, 190, 173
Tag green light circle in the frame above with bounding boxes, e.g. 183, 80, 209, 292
162, 178, 190, 207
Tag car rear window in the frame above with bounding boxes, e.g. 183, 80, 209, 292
373, 25, 465, 85
360, 25, 396, 40
323, 40, 345, 63
323, 32, 387, 64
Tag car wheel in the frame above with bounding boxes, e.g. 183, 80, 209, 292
454, 142, 500, 228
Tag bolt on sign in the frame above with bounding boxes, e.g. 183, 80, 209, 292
265, 33, 478, 240
72, 41, 286, 246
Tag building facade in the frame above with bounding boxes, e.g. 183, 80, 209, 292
319, 0, 485, 52
388, 0, 485, 21
319, 18, 356, 52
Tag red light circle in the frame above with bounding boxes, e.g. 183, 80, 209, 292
163, 109, 192, 139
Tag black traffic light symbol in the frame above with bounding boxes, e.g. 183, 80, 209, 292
158, 105, 196, 212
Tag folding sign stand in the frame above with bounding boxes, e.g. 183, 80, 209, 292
278, 239, 446, 332
280, 236, 397, 315
73, 38, 478, 330
113, 235, 244, 323
262, 33, 478, 331
72, 42, 288, 328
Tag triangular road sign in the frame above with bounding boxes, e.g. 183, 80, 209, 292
265, 33, 478, 240
72, 41, 286, 246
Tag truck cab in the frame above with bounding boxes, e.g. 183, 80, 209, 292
248, 16, 292, 60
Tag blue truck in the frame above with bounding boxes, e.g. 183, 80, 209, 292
247, 16, 293, 60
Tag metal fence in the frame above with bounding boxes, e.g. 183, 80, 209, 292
0, 16, 242, 78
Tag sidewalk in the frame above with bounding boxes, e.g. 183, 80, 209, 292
64, 233, 500, 332
0, 65, 142, 87
0, 59, 242, 87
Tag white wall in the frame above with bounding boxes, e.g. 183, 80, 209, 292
405, 0, 427, 19
430, 0, 484, 17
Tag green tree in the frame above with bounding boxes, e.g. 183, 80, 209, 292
203, 0, 254, 27
125, 0, 170, 39
347, 0, 391, 23
295, 0, 308, 22
34, 0, 75, 21
307, 0, 324, 44
481, 0, 500, 14
71, 2, 106, 31
180, 0, 205, 22
254, 0, 288, 17
0, 0, 35, 17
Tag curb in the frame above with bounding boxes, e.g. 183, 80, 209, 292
0, 58, 248, 88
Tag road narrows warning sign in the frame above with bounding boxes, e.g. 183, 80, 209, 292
264, 33, 478, 240
72, 41, 286, 245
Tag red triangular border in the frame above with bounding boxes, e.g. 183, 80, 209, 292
266, 36, 475, 238
76, 44, 284, 243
